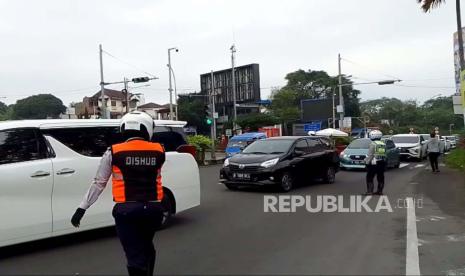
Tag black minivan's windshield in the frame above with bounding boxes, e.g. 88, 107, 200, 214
242, 139, 294, 154
347, 139, 372, 149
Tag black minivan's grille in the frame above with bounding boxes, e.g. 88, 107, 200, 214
229, 164, 262, 173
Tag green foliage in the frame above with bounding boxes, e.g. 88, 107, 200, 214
280, 69, 361, 117
12, 94, 66, 119
446, 148, 465, 172
236, 113, 278, 131
178, 95, 210, 135
361, 96, 463, 134
0, 101, 7, 114
334, 136, 353, 146
187, 135, 212, 151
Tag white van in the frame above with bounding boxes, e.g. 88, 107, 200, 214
0, 119, 200, 247
391, 134, 427, 160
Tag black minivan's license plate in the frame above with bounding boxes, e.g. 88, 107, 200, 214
233, 173, 251, 180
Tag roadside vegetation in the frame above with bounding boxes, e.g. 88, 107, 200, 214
446, 131, 465, 172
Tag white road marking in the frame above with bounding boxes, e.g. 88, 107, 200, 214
444, 268, 465, 275
414, 164, 426, 168
406, 197, 421, 276
400, 163, 410, 169
446, 234, 465, 242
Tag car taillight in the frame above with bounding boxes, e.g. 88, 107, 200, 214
176, 144, 197, 158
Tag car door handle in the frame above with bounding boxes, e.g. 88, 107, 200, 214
56, 168, 76, 175
30, 171, 51, 178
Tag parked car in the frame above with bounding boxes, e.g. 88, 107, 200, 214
391, 134, 427, 160
420, 134, 431, 143
225, 132, 267, 158
339, 138, 401, 170
0, 119, 201, 247
444, 136, 457, 149
220, 136, 339, 192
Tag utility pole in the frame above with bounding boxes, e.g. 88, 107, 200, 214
123, 77, 129, 114
231, 44, 237, 131
210, 70, 216, 160
332, 87, 336, 128
168, 49, 173, 120
168, 47, 179, 121
99, 44, 106, 119
338, 53, 344, 129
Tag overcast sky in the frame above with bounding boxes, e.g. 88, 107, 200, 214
0, 0, 459, 106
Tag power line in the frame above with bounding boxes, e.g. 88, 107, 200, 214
341, 57, 401, 81
102, 50, 157, 78
393, 84, 455, 89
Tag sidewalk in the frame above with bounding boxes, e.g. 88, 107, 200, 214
411, 164, 465, 275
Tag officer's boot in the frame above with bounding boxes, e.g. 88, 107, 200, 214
127, 266, 148, 276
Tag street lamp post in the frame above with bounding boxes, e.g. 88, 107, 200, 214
450, 123, 455, 135
230, 44, 237, 131
168, 47, 179, 120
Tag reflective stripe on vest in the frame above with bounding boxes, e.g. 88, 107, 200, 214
374, 141, 386, 158
111, 139, 165, 203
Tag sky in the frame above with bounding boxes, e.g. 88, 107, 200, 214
0, 0, 460, 106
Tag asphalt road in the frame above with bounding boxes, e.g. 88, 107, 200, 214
1, 158, 465, 275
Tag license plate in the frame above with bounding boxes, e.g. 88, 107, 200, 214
354, 161, 364, 164
233, 173, 250, 180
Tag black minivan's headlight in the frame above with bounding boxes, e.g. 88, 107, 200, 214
260, 158, 279, 168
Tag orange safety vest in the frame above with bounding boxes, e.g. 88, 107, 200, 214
111, 139, 165, 203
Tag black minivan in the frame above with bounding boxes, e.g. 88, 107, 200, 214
219, 136, 340, 192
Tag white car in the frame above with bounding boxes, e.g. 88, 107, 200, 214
0, 119, 200, 247
391, 134, 427, 160
444, 136, 456, 149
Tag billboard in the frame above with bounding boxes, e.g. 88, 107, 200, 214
301, 98, 335, 123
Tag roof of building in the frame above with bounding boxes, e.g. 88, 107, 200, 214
90, 89, 128, 100
138, 102, 163, 109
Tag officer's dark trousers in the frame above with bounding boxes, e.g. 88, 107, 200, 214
113, 202, 164, 276
366, 160, 386, 193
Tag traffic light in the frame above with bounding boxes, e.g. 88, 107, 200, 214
205, 104, 212, 125
132, 77, 150, 83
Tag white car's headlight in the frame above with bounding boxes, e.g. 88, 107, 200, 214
223, 158, 230, 167
260, 158, 279, 168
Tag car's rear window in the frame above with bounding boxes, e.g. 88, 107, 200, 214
347, 139, 372, 149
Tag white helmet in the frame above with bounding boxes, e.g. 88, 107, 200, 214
368, 130, 383, 140
120, 111, 155, 140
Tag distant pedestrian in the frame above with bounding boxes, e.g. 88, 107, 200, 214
426, 132, 442, 173
364, 130, 386, 195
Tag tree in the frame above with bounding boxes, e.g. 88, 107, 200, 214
12, 94, 66, 119
280, 69, 361, 117
177, 95, 210, 135
360, 96, 463, 134
0, 101, 7, 114
236, 113, 278, 131
269, 88, 301, 134
418, 0, 465, 69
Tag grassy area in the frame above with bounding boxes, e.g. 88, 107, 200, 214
446, 148, 465, 172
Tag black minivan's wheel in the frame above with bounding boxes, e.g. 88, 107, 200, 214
225, 183, 238, 191
280, 172, 293, 192
160, 193, 174, 229
323, 166, 336, 184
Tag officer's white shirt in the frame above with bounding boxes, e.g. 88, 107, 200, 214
79, 149, 112, 210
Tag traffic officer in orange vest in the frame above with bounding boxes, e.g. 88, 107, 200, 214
71, 111, 166, 276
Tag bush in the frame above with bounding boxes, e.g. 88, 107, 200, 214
187, 135, 212, 151
446, 148, 465, 172
187, 135, 212, 164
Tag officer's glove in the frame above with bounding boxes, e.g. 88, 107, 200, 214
71, 208, 86, 227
